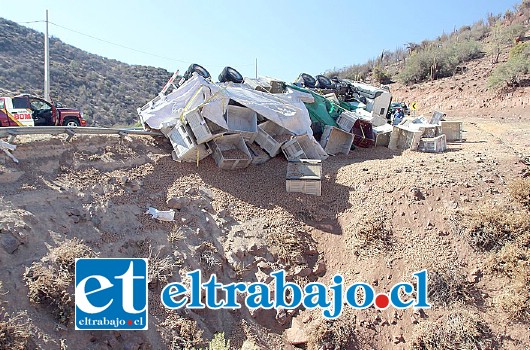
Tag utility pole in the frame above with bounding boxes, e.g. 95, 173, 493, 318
44, 9, 50, 101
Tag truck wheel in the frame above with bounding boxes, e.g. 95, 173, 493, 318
218, 66, 244, 83
63, 118, 80, 127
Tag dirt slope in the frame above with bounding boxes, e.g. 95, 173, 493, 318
0, 108, 528, 349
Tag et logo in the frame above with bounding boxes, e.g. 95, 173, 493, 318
75, 258, 148, 330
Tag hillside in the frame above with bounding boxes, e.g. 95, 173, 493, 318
0, 18, 170, 126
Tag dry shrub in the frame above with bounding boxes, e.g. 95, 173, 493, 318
428, 268, 475, 307
483, 238, 529, 277
268, 230, 316, 266
48, 237, 97, 273
508, 178, 530, 208
158, 311, 205, 350
411, 310, 495, 350
493, 270, 529, 321
196, 242, 222, 272
463, 205, 530, 251
23, 239, 96, 324
308, 309, 358, 350
0, 282, 34, 349
0, 311, 33, 350
148, 249, 179, 287
347, 214, 393, 255
484, 235, 529, 321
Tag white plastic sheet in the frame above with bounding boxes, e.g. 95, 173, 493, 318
139, 75, 313, 136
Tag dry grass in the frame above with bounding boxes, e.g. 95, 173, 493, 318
483, 237, 529, 278
148, 248, 179, 287
462, 205, 530, 251
347, 214, 393, 256
268, 230, 315, 266
308, 309, 359, 350
484, 233, 530, 321
23, 239, 96, 324
158, 311, 205, 350
411, 310, 496, 350
427, 268, 475, 307
493, 270, 529, 321
508, 178, 530, 208
48, 237, 97, 273
0, 311, 33, 350
196, 242, 222, 272
0, 282, 33, 349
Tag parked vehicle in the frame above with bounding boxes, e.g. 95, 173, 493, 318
387, 102, 410, 119
0, 94, 87, 127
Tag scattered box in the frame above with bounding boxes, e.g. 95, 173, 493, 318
246, 141, 270, 165
281, 138, 306, 160
418, 134, 447, 153
373, 124, 393, 147
440, 121, 463, 141
352, 119, 375, 148
336, 110, 358, 132
320, 126, 354, 155
168, 121, 212, 162
282, 134, 328, 161
226, 105, 258, 142
210, 134, 252, 170
184, 109, 225, 144
388, 126, 424, 151
255, 121, 293, 157
296, 134, 329, 160
286, 159, 322, 196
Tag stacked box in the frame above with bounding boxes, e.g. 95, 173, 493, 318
320, 126, 354, 155
255, 121, 293, 157
418, 134, 447, 153
210, 134, 252, 170
286, 159, 322, 196
226, 105, 258, 142
184, 109, 225, 144
168, 121, 212, 162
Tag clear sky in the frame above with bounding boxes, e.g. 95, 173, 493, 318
1, 0, 521, 82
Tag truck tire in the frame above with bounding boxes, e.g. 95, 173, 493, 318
295, 73, 316, 88
315, 75, 332, 89
218, 66, 244, 83
183, 63, 211, 81
63, 117, 80, 127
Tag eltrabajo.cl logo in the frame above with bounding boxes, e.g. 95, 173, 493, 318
75, 258, 148, 330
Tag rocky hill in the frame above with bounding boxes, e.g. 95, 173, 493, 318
0, 18, 170, 126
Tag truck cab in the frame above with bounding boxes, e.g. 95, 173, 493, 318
0, 95, 87, 127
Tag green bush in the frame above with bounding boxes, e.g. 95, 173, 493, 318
372, 65, 391, 84
399, 40, 482, 85
488, 42, 530, 89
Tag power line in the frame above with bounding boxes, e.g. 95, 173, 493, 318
9, 18, 255, 69
49, 21, 192, 64
48, 21, 255, 68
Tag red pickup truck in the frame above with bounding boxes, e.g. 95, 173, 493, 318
0, 94, 87, 127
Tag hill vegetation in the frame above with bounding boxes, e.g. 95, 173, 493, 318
0, 18, 170, 126
326, 1, 530, 91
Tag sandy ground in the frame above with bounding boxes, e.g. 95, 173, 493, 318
0, 109, 528, 349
